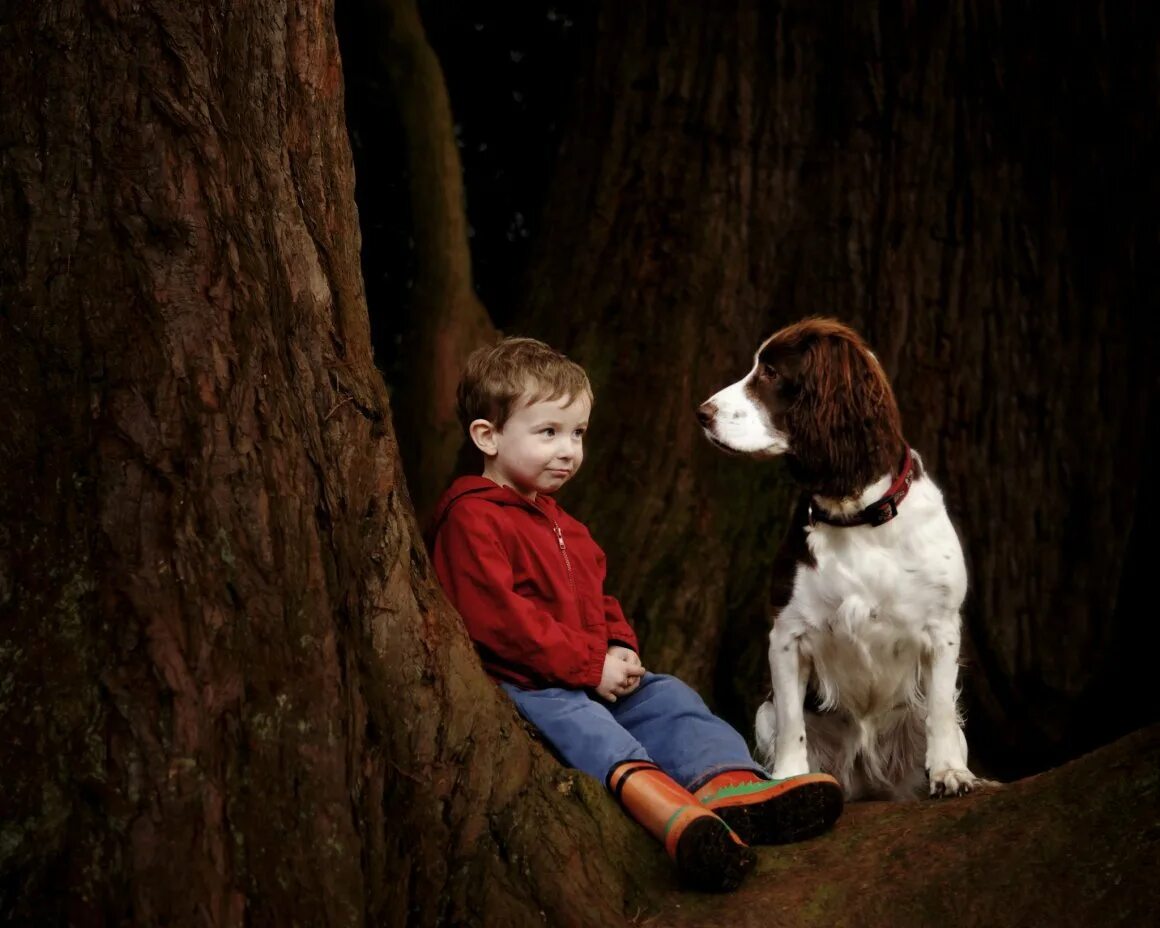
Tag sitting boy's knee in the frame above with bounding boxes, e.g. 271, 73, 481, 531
642, 673, 696, 699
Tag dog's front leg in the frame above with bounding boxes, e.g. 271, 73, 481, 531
924, 621, 976, 797
767, 622, 811, 779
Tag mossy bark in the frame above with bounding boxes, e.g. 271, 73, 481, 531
2, 2, 1156, 923
662, 723, 1160, 928
0, 3, 646, 924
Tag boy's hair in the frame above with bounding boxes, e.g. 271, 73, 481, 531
457, 337, 593, 431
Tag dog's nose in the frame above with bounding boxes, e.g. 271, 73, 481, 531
696, 401, 717, 427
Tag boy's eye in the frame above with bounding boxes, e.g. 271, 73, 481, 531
541, 428, 556, 437
573, 429, 586, 439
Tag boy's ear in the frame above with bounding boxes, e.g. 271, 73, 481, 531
468, 418, 500, 456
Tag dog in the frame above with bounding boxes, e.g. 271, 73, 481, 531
698, 317, 980, 800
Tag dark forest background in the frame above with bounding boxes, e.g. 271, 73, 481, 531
339, 0, 1160, 779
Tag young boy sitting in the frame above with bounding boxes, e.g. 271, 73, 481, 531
430, 337, 843, 892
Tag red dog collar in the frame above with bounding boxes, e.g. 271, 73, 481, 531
810, 447, 915, 528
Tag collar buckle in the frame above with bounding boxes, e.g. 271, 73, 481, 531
867, 499, 898, 526
811, 446, 914, 529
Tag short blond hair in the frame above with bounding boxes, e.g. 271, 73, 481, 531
457, 337, 593, 431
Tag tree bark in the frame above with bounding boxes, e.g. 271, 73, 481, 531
3, 2, 1157, 923
516, 0, 1159, 773
0, 3, 646, 924
664, 723, 1160, 928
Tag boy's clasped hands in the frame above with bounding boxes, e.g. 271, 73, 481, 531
597, 645, 645, 702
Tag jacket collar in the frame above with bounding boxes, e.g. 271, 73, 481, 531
429, 476, 559, 542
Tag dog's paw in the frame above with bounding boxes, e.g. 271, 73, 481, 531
928, 767, 978, 798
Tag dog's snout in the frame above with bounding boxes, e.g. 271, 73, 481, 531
696, 401, 717, 427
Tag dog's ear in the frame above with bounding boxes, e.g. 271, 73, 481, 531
786, 334, 903, 497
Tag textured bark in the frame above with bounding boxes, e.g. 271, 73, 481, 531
4, 2, 1156, 923
0, 3, 650, 925
516, 0, 1159, 773
354, 0, 495, 531
664, 723, 1160, 928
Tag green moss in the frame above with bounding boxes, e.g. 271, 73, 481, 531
799, 880, 846, 923
0, 823, 25, 862
217, 528, 236, 568
754, 849, 801, 875
0, 642, 21, 711
54, 568, 95, 642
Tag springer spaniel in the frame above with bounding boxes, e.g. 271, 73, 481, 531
698, 318, 980, 800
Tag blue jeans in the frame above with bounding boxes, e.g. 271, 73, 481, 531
501, 673, 766, 791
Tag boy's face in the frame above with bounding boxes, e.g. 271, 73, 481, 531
472, 390, 591, 500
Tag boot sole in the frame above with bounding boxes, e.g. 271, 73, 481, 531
674, 816, 757, 892
711, 776, 844, 845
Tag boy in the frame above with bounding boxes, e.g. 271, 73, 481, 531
430, 337, 843, 892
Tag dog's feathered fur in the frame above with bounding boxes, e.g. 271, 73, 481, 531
698, 318, 980, 799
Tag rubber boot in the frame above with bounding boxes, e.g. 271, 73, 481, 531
693, 769, 844, 845
608, 760, 755, 892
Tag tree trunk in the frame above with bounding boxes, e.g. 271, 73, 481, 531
516, 0, 1159, 774
3, 2, 1157, 923
0, 3, 647, 924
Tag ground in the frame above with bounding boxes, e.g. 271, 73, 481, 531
648, 724, 1160, 928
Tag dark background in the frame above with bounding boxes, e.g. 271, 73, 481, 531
338, 0, 1160, 779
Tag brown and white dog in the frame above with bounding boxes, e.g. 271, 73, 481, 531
698, 318, 980, 800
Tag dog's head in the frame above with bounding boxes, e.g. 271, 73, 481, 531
697, 317, 904, 497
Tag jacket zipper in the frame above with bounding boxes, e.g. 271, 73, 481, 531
550, 519, 578, 599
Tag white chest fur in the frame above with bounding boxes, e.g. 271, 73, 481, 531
759, 472, 978, 798
786, 477, 967, 717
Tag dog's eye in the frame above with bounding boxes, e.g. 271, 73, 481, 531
761, 363, 779, 381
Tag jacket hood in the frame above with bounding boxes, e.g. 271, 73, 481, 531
430, 476, 559, 538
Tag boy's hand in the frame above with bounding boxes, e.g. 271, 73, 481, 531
607, 645, 641, 667
596, 649, 646, 702
607, 646, 644, 696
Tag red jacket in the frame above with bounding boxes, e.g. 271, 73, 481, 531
431, 476, 639, 689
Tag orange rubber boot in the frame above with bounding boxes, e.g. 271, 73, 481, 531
608, 761, 755, 892
693, 769, 844, 845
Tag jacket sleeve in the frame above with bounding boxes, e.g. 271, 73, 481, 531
433, 505, 608, 688
594, 545, 640, 653
603, 595, 640, 653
